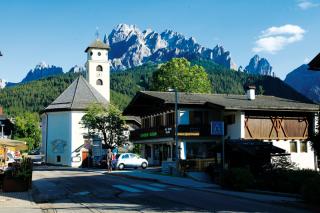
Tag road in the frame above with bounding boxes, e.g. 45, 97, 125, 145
32, 166, 311, 213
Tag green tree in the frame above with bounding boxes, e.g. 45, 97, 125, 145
151, 58, 211, 93
81, 103, 127, 149
14, 112, 41, 150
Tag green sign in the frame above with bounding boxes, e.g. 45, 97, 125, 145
140, 132, 158, 138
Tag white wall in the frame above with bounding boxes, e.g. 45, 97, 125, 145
46, 112, 71, 166
225, 111, 243, 140
71, 111, 87, 167
271, 140, 315, 170
41, 113, 47, 155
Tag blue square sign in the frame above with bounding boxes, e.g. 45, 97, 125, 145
211, 121, 224, 136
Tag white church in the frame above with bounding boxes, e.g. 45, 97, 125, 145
41, 39, 110, 167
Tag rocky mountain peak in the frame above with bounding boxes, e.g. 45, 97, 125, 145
245, 55, 272, 76
106, 24, 237, 71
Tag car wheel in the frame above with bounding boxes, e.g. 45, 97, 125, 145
118, 163, 125, 170
141, 162, 147, 169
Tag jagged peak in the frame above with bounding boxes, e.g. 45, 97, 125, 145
35, 61, 49, 69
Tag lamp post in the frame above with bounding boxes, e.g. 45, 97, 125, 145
1, 124, 4, 138
168, 88, 179, 168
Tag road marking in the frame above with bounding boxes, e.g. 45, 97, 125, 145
73, 191, 90, 196
149, 183, 169, 188
113, 185, 143, 193
131, 184, 164, 192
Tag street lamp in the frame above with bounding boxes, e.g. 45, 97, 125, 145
1, 124, 4, 138
168, 88, 179, 168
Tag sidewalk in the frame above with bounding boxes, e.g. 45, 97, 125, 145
0, 191, 42, 213
110, 169, 302, 204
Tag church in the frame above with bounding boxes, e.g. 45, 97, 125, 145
41, 39, 110, 167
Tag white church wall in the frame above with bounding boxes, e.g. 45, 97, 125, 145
46, 112, 72, 166
71, 111, 87, 167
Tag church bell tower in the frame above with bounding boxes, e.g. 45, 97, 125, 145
85, 39, 110, 102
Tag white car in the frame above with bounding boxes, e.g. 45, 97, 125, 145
113, 153, 148, 170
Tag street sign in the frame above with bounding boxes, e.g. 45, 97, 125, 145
92, 138, 102, 157
211, 121, 224, 136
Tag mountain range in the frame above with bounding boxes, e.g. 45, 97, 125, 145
284, 64, 320, 103
1, 23, 274, 88
106, 24, 233, 71
6, 62, 63, 87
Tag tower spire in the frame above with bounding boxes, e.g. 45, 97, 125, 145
95, 27, 100, 40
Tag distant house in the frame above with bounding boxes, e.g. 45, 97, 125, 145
0, 107, 14, 138
124, 87, 319, 171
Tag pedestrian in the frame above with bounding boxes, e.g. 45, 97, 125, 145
107, 148, 113, 173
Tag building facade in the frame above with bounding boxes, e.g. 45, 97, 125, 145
41, 39, 110, 167
124, 90, 319, 170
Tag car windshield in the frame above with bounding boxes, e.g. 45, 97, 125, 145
28, 150, 40, 155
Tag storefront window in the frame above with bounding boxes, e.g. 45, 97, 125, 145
166, 112, 175, 126
186, 142, 216, 159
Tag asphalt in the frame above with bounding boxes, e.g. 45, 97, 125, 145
1, 166, 316, 213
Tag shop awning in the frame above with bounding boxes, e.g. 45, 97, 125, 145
0, 138, 28, 150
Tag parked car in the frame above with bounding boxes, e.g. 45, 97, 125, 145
27, 149, 45, 165
112, 153, 148, 170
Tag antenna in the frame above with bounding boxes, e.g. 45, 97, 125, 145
95, 27, 100, 40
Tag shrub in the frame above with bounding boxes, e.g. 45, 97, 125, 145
255, 169, 319, 194
219, 167, 255, 191
301, 176, 320, 204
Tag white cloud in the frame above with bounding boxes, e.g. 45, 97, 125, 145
252, 24, 305, 54
297, 0, 319, 10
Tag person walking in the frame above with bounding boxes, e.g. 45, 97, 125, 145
107, 148, 113, 173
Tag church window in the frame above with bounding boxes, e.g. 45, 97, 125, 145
90, 51, 93, 56
57, 155, 61, 162
98, 52, 101, 56
96, 79, 103, 85
96, 65, 103, 71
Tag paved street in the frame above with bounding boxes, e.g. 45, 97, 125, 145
24, 166, 313, 213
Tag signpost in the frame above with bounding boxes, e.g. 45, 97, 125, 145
211, 121, 225, 169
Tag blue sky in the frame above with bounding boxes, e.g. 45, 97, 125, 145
0, 0, 319, 82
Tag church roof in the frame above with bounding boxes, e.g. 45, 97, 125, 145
85, 39, 110, 52
43, 75, 108, 112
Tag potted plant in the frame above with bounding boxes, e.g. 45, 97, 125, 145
3, 158, 32, 192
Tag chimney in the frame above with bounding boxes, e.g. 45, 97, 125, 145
245, 85, 256, 100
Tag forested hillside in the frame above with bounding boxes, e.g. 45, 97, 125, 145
0, 59, 309, 116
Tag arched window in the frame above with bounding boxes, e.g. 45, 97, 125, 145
96, 65, 103, 71
96, 79, 103, 85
